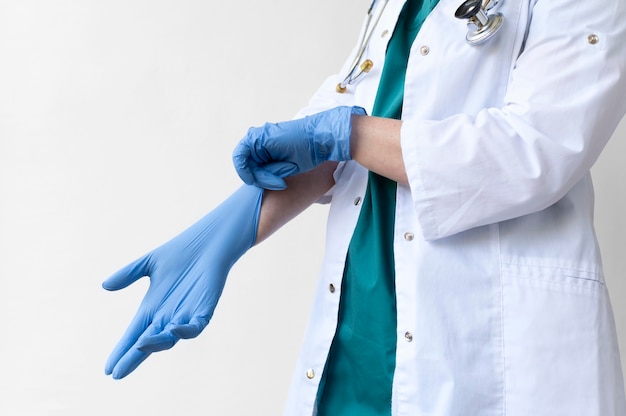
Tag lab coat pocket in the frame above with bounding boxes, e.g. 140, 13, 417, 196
502, 260, 605, 294
499, 261, 623, 416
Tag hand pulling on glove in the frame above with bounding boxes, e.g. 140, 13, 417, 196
232, 106, 367, 190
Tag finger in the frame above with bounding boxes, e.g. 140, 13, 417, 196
137, 310, 211, 352
102, 254, 151, 291
263, 161, 299, 179
250, 168, 288, 190
104, 303, 154, 376
232, 143, 256, 185
110, 347, 152, 380
137, 317, 208, 353
136, 330, 178, 353
106, 320, 161, 377
170, 316, 210, 340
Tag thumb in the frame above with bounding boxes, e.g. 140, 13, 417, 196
102, 254, 151, 291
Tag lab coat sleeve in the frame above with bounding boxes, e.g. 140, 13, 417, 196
401, 0, 626, 240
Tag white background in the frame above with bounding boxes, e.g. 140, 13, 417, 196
0, 1, 624, 414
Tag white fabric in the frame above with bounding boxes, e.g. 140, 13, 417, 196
285, 0, 626, 414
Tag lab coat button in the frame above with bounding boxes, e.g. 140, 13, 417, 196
588, 34, 599, 45
381, 29, 389, 38
420, 45, 430, 55
329, 283, 336, 293
306, 369, 315, 379
405, 332, 413, 342
404, 232, 414, 241
354, 196, 362, 206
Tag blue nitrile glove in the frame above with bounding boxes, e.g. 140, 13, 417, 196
103, 185, 263, 379
232, 105, 367, 190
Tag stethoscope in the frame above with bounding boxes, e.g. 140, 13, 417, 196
336, 0, 504, 93
455, 0, 504, 45
336, 0, 390, 93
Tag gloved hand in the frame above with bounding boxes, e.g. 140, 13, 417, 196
103, 185, 263, 379
232, 105, 367, 190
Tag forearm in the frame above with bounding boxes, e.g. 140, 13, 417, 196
256, 113, 407, 243
255, 161, 338, 244
350, 114, 408, 185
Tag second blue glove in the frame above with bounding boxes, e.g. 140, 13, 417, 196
102, 185, 263, 379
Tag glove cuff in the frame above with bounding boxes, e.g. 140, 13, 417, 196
310, 106, 367, 163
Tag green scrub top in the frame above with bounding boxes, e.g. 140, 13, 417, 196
315, 0, 439, 414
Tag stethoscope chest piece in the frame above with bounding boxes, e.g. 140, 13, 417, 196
455, 0, 503, 45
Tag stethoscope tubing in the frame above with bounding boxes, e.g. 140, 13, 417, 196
336, 0, 504, 93
337, 0, 390, 92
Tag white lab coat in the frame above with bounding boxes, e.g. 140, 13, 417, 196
285, 0, 626, 414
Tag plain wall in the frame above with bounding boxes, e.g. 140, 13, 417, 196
0, 1, 624, 414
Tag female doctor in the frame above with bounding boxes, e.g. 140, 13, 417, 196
103, 0, 626, 414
